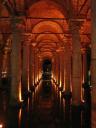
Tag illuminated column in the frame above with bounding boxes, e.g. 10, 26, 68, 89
33, 49, 35, 85
37, 56, 40, 81
59, 49, 64, 89
52, 56, 54, 80
34, 52, 37, 84
38, 57, 40, 80
56, 51, 60, 85
0, 34, 4, 86
58, 54, 60, 85
36, 56, 38, 83
70, 21, 82, 105
1, 38, 11, 78
53, 54, 57, 81
29, 45, 34, 89
59, 51, 62, 87
38, 57, 42, 80
0, 53, 3, 86
37, 56, 40, 82
2, 51, 8, 76
92, 0, 96, 127
6, 39, 12, 80
64, 43, 71, 95
22, 42, 29, 97
82, 48, 88, 84
36, 54, 39, 83
34, 53, 37, 84
55, 53, 58, 84
54, 57, 56, 80
10, 18, 22, 106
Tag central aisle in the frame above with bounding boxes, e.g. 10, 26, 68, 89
31, 81, 63, 128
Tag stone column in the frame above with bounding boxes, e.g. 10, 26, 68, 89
37, 55, 39, 83
53, 54, 57, 82
82, 48, 87, 84
0, 51, 3, 87
58, 54, 60, 86
34, 52, 37, 85
6, 38, 12, 82
64, 43, 71, 95
2, 51, 8, 75
59, 49, 64, 89
10, 18, 22, 106
33, 49, 35, 85
36, 55, 39, 83
38, 57, 41, 80
56, 51, 60, 85
38, 57, 40, 81
2, 39, 11, 76
70, 21, 82, 105
55, 53, 58, 84
92, 0, 96, 127
22, 42, 29, 98
1, 41, 11, 87
51, 59, 53, 78
37, 56, 40, 82
29, 45, 34, 89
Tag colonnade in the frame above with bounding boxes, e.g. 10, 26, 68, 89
6, 18, 42, 106
0, 18, 91, 107
52, 22, 90, 106
0, 1, 96, 127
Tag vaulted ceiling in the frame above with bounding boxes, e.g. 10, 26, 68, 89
0, 0, 91, 60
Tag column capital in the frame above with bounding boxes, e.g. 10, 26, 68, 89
69, 20, 83, 32
11, 17, 23, 33
81, 47, 87, 54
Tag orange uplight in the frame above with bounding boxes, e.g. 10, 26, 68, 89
28, 74, 30, 91
19, 82, 23, 102
63, 74, 66, 91
0, 124, 3, 128
27, 98, 30, 112
81, 84, 85, 103
60, 80, 61, 87
60, 91, 62, 99
18, 109, 22, 128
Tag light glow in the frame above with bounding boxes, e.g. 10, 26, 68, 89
18, 109, 22, 127
19, 82, 23, 102
81, 85, 85, 103
1, 71, 7, 78
28, 73, 30, 91
0, 124, 3, 128
60, 80, 62, 87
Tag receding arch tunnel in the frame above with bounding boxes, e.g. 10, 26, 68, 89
0, 0, 92, 128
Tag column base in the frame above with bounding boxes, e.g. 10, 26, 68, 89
56, 83, 59, 87
30, 86, 35, 92
71, 101, 86, 111
27, 90, 32, 96
58, 86, 63, 91
9, 98, 24, 108
82, 82, 90, 89
62, 91, 72, 99
23, 90, 32, 99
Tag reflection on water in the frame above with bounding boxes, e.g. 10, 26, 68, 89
18, 109, 22, 128
0, 81, 91, 128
